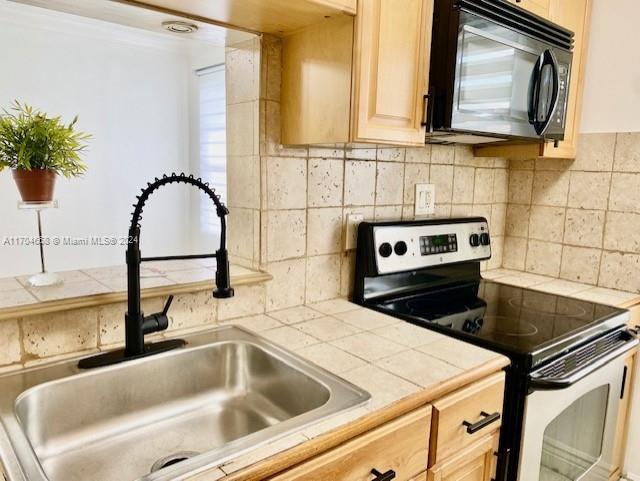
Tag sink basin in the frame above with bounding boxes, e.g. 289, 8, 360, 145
0, 326, 370, 481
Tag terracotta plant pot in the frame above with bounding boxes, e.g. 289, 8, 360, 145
12, 169, 57, 202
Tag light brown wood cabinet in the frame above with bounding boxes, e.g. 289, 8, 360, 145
475, 0, 592, 160
427, 433, 499, 481
507, 0, 551, 19
267, 372, 506, 481
268, 406, 432, 481
282, 0, 433, 146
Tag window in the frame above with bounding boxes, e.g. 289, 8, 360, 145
197, 64, 226, 237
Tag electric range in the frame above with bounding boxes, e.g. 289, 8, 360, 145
353, 218, 637, 481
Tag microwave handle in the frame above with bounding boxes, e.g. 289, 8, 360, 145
528, 50, 560, 135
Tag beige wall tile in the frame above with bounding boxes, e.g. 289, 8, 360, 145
599, 251, 640, 292
266, 157, 307, 209
218, 284, 266, 320
344, 160, 376, 206
502, 237, 527, 270
505, 204, 530, 237
345, 146, 377, 160
376, 162, 405, 205
263, 101, 307, 157
535, 158, 573, 171
226, 44, 259, 105
266, 210, 306, 261
528, 206, 565, 242
343, 206, 374, 250
604, 211, 640, 253
452, 166, 475, 204
168, 291, 218, 330
266, 259, 306, 310
403, 163, 430, 204
493, 169, 509, 203
374, 205, 403, 221
572, 133, 616, 171
377, 147, 405, 162
560, 246, 601, 284
228, 207, 256, 261
508, 170, 533, 204
614, 132, 640, 172
450, 203, 473, 217
609, 173, 640, 213
564, 209, 605, 248
405, 146, 431, 163
340, 251, 356, 297
487, 236, 503, 270
0, 320, 21, 366
305, 255, 341, 303
307, 208, 343, 255
430, 164, 454, 204
227, 101, 257, 157
431, 144, 455, 164
532, 171, 569, 207
510, 159, 535, 170
454, 145, 474, 165
525, 240, 562, 276
22, 309, 98, 359
567, 171, 611, 210
490, 204, 506, 236
227, 155, 260, 209
308, 158, 344, 207
474, 168, 495, 204
308, 146, 345, 159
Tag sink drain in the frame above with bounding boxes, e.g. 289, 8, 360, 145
150, 451, 200, 473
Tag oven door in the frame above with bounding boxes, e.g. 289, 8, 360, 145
451, 11, 571, 140
518, 336, 637, 481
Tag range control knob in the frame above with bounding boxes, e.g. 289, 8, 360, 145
394, 241, 408, 256
469, 233, 480, 247
480, 233, 490, 246
379, 242, 393, 258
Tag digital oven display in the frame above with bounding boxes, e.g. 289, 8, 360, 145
420, 234, 457, 256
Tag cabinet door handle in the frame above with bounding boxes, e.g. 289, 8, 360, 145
462, 411, 501, 434
371, 468, 396, 481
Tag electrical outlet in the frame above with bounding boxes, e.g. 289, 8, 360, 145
345, 213, 364, 250
415, 184, 435, 216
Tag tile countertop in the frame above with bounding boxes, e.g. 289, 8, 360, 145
483, 269, 640, 307
180, 298, 510, 481
0, 262, 271, 321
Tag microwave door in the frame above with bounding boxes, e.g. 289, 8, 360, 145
451, 16, 548, 139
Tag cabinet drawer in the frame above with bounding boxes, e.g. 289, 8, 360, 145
429, 372, 505, 466
270, 406, 431, 481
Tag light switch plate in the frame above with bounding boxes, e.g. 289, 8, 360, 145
345, 213, 364, 250
415, 184, 435, 216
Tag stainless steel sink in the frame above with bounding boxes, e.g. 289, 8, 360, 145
0, 326, 370, 481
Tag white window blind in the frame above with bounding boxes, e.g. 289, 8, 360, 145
197, 64, 226, 236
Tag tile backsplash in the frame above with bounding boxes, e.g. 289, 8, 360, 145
224, 36, 509, 311
503, 132, 640, 293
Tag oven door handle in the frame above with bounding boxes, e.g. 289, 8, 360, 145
528, 49, 560, 136
529, 335, 638, 391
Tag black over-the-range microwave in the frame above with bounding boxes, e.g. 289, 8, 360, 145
425, 0, 574, 145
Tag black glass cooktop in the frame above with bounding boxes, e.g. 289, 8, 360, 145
374, 279, 627, 368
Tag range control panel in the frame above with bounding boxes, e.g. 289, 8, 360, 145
373, 219, 491, 275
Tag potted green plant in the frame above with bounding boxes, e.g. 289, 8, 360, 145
0, 101, 90, 202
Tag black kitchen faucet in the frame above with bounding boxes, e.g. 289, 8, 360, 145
79, 173, 233, 369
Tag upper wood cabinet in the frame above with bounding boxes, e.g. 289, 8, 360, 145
282, 0, 434, 146
475, 0, 592, 160
507, 0, 551, 19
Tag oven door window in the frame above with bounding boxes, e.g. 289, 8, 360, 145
452, 13, 549, 138
539, 385, 609, 480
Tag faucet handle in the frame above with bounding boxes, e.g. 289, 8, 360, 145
162, 295, 174, 315
141, 294, 174, 335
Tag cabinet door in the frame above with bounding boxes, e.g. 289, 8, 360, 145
509, 0, 551, 18
351, 0, 433, 145
542, 0, 591, 159
269, 406, 431, 481
428, 433, 499, 481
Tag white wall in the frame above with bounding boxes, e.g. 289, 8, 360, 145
580, 0, 640, 133
0, 1, 224, 276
